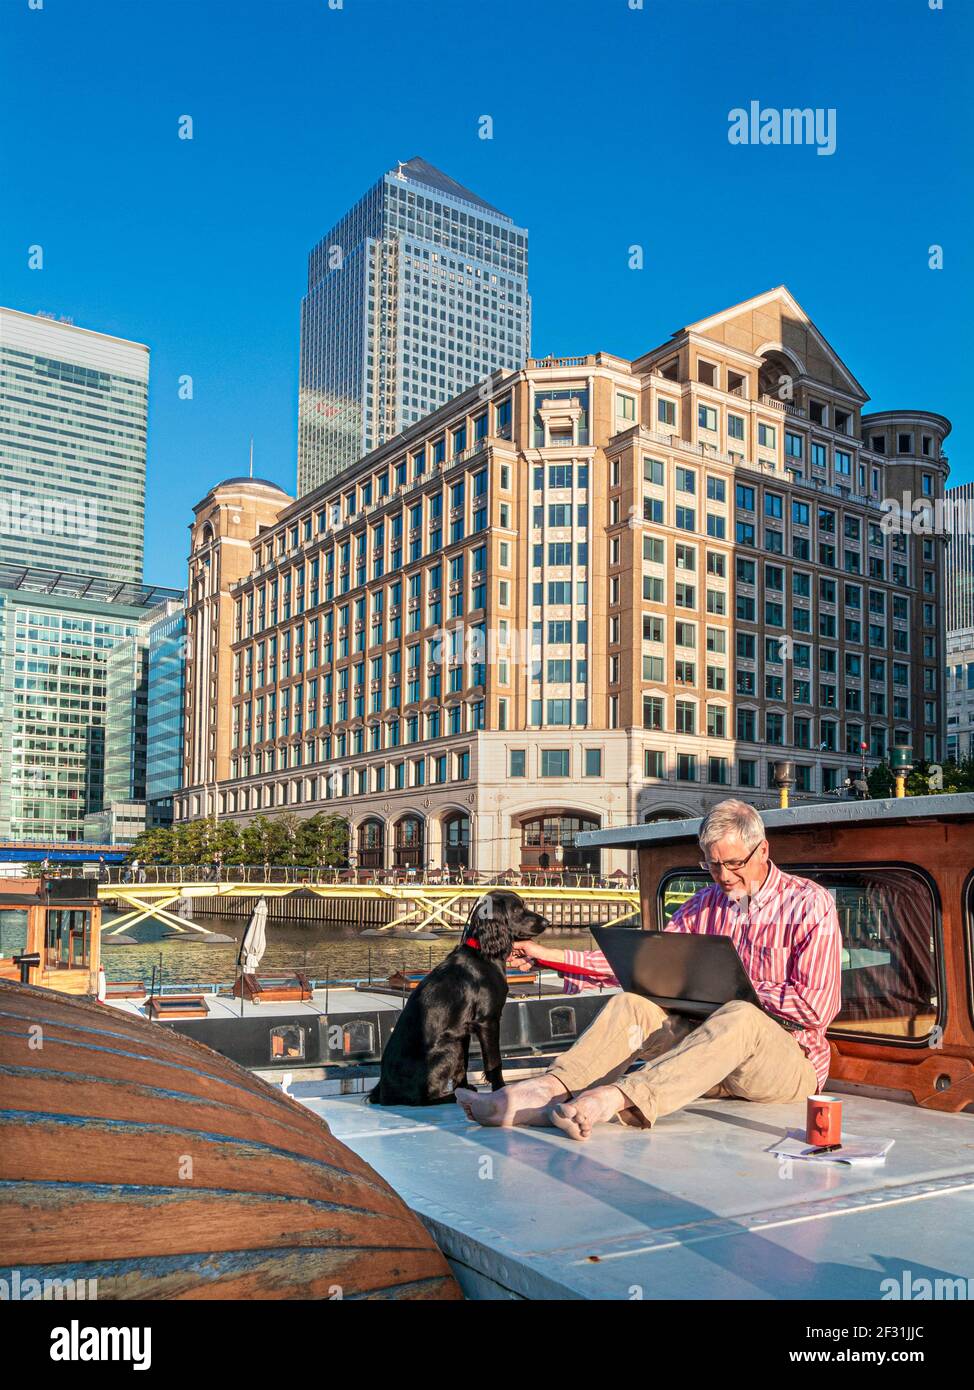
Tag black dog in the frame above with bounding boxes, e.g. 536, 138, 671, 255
368, 891, 547, 1106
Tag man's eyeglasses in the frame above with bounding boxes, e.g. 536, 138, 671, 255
699, 841, 761, 875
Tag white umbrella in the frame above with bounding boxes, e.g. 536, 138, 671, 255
238, 898, 268, 974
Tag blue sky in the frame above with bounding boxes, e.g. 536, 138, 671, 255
2, 0, 970, 588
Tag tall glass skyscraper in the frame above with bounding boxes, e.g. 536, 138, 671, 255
297, 156, 530, 495
0, 307, 149, 582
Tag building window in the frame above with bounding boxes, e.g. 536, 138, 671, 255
541, 749, 570, 777
644, 750, 665, 778
643, 696, 664, 730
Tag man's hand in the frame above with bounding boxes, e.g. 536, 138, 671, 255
509, 940, 546, 966
508, 944, 534, 967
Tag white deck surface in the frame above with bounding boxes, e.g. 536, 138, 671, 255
290, 1084, 974, 1299
105, 985, 405, 1020
106, 978, 566, 1021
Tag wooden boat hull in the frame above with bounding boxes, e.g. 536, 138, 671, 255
0, 980, 462, 1300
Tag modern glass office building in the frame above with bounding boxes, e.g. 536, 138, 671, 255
297, 156, 530, 495
104, 631, 150, 806
945, 481, 974, 762
0, 307, 149, 583
946, 481, 974, 634
0, 566, 182, 842
145, 599, 186, 827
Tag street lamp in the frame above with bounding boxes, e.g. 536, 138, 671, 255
772, 760, 795, 810
891, 744, 913, 800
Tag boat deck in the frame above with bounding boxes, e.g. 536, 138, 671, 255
108, 986, 403, 1019
106, 980, 566, 1021
288, 1083, 974, 1300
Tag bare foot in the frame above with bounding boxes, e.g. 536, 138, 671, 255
455, 1075, 568, 1127
550, 1086, 627, 1141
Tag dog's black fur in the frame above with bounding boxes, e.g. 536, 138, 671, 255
367, 890, 547, 1106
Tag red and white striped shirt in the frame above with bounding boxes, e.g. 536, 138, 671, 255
540, 860, 842, 1089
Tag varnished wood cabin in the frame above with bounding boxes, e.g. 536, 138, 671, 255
0, 876, 100, 994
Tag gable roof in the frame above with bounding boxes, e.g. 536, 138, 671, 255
681, 286, 868, 400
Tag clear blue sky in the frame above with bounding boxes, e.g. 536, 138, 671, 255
2, 0, 970, 589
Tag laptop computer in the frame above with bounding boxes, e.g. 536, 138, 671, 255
590, 927, 802, 1030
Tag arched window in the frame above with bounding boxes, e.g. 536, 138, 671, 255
520, 814, 600, 873
357, 819, 385, 869
758, 349, 801, 401
442, 813, 470, 868
394, 816, 424, 869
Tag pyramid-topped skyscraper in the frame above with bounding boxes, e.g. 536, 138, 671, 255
297, 157, 530, 495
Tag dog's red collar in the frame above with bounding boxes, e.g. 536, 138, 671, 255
462, 936, 480, 951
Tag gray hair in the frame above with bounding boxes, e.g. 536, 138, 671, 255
698, 799, 766, 852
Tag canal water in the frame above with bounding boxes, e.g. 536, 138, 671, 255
0, 906, 600, 988
100, 920, 598, 987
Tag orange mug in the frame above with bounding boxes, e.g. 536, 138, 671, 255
806, 1094, 842, 1147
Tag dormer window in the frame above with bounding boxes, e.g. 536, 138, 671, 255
835, 409, 851, 434
809, 400, 826, 425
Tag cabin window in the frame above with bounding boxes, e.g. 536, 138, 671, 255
657, 865, 941, 1044
45, 909, 90, 970
333, 1019, 376, 1057
549, 1006, 577, 1039
824, 868, 940, 1043
0, 910, 28, 959
660, 874, 708, 923
270, 1025, 305, 1061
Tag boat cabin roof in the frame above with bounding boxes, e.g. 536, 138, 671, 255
291, 1084, 974, 1300
577, 792, 974, 850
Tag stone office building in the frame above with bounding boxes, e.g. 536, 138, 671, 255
177, 288, 949, 874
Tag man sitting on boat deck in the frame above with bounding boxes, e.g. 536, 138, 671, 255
456, 799, 842, 1141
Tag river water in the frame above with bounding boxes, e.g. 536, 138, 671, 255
0, 906, 599, 988
102, 916, 598, 987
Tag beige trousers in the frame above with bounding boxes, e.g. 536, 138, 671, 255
548, 993, 819, 1128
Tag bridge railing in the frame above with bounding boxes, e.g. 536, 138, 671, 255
98, 864, 639, 892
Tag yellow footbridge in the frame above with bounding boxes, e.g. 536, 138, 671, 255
99, 879, 644, 939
